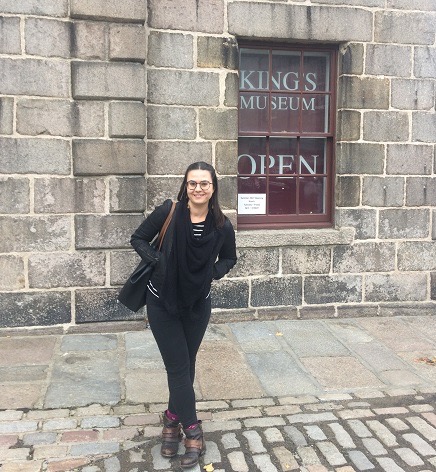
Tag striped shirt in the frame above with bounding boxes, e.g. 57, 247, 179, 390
147, 221, 209, 299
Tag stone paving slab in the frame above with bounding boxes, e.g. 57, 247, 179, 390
356, 318, 435, 352
300, 357, 384, 390
0, 383, 44, 409
0, 336, 57, 365
196, 341, 265, 400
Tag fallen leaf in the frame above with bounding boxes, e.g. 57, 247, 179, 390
276, 332, 283, 336
415, 356, 436, 366
203, 464, 214, 472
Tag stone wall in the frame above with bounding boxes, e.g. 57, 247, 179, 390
0, 0, 148, 326
0, 0, 435, 328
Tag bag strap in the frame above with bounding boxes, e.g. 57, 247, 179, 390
157, 201, 176, 251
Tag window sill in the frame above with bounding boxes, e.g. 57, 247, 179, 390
235, 226, 354, 248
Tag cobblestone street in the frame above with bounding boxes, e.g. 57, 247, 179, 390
79, 390, 436, 472
2, 390, 436, 471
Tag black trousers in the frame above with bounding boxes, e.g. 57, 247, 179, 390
146, 293, 211, 428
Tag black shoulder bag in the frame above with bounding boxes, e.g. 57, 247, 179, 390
117, 202, 176, 312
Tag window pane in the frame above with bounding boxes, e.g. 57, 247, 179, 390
269, 138, 298, 175
238, 137, 267, 175
299, 177, 326, 214
238, 176, 267, 215
269, 177, 296, 214
299, 138, 327, 174
303, 52, 330, 92
239, 49, 269, 90
271, 51, 300, 91
301, 95, 329, 133
271, 93, 299, 133
238, 176, 267, 194
239, 92, 269, 133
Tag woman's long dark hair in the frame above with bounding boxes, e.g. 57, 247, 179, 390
177, 161, 226, 228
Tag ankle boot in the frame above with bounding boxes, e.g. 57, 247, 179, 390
160, 412, 182, 458
180, 421, 206, 469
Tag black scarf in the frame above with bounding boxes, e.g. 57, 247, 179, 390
162, 201, 217, 318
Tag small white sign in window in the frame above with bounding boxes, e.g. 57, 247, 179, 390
238, 194, 266, 215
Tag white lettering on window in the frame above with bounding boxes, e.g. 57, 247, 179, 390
238, 154, 320, 175
240, 71, 318, 91
242, 95, 316, 111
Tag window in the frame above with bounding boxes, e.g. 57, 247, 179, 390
237, 44, 338, 229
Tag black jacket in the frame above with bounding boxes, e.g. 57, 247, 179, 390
130, 199, 237, 296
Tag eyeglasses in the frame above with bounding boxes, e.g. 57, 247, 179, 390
186, 180, 213, 191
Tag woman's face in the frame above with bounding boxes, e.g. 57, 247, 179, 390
186, 169, 214, 208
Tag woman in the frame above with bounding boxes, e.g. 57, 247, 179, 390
130, 162, 237, 468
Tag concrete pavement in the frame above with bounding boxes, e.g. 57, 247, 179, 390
1, 315, 436, 471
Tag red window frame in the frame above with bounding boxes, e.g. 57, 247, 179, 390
237, 43, 338, 229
